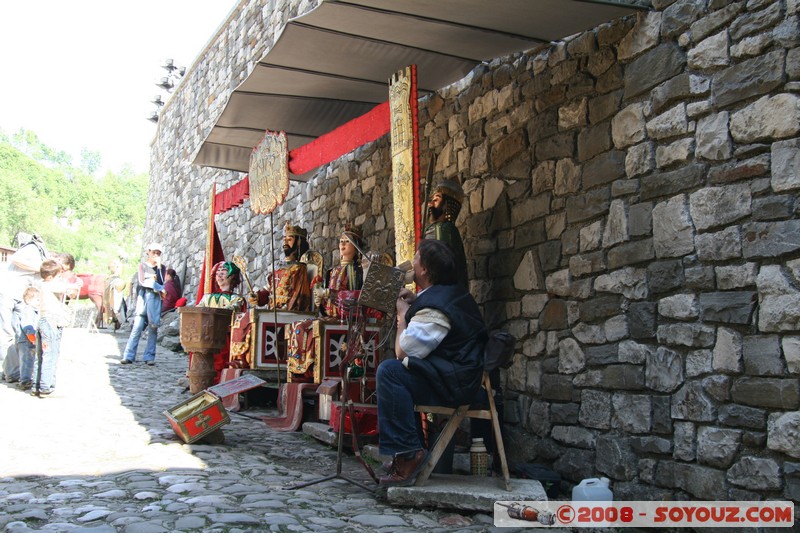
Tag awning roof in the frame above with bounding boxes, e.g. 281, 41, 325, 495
193, 0, 645, 180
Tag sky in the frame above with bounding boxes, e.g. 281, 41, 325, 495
0, 1, 239, 175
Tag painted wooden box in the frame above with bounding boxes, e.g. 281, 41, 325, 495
164, 391, 230, 444
164, 374, 266, 443
251, 310, 315, 370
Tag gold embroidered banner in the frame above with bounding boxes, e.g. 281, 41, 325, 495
249, 131, 289, 215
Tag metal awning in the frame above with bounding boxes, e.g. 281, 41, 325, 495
193, 0, 645, 180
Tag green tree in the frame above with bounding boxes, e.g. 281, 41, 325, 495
0, 129, 148, 274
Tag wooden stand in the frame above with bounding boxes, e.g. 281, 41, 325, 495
286, 302, 378, 492
179, 307, 234, 394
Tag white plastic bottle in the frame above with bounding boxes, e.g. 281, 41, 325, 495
572, 477, 613, 501
572, 477, 614, 526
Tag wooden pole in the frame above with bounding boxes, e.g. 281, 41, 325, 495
204, 184, 216, 297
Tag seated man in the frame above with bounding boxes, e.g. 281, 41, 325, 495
249, 222, 312, 312
376, 239, 487, 486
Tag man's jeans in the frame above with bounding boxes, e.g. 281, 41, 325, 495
0, 293, 17, 380
122, 290, 162, 362
376, 359, 448, 457
18, 341, 34, 383
34, 318, 61, 392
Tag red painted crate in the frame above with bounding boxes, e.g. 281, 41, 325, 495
164, 391, 230, 444
164, 374, 265, 443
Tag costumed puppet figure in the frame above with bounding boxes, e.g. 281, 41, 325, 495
249, 222, 312, 312
424, 179, 468, 288
196, 261, 245, 382
314, 225, 364, 319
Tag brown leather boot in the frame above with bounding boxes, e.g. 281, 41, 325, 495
378, 450, 428, 486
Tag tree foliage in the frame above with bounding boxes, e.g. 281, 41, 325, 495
0, 128, 149, 274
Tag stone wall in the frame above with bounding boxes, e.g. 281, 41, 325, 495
148, 0, 800, 502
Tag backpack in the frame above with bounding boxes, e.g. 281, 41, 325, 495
484, 329, 516, 371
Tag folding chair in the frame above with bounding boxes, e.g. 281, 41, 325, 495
414, 358, 512, 490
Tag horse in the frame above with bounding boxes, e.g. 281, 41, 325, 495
65, 273, 107, 329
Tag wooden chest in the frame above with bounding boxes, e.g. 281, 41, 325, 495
251, 309, 314, 371
164, 391, 230, 444
310, 319, 382, 383
164, 374, 266, 443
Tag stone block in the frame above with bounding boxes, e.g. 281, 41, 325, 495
596, 436, 638, 480
641, 163, 706, 201
701, 373, 729, 401
752, 195, 794, 221
613, 102, 648, 149
579, 389, 611, 430
731, 93, 800, 144
628, 301, 657, 339
728, 456, 782, 491
708, 154, 770, 184
688, 30, 730, 71
695, 226, 741, 262
697, 426, 742, 468
553, 448, 596, 484
662, 0, 705, 38
767, 411, 800, 459
624, 43, 686, 100
719, 404, 767, 430
652, 395, 673, 434
772, 138, 800, 192
577, 122, 610, 162
584, 150, 626, 189
673, 463, 727, 500
698, 291, 757, 325
743, 335, 784, 376
742, 220, 800, 259
588, 89, 622, 124
550, 402, 580, 424
653, 195, 696, 259
602, 364, 645, 391
672, 381, 718, 422
711, 50, 784, 108
631, 436, 672, 455
657, 323, 716, 348
539, 299, 569, 330
551, 425, 595, 449
689, 183, 752, 231
730, 1, 783, 40
646, 347, 684, 393
684, 265, 714, 290
540, 373, 574, 401
731, 377, 800, 409
612, 393, 652, 433
690, 2, 742, 42
566, 187, 611, 224
607, 239, 655, 269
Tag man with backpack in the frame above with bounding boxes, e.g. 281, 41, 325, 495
0, 234, 48, 383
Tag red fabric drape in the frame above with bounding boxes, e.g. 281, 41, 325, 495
195, 222, 225, 305
214, 176, 250, 215
288, 102, 391, 176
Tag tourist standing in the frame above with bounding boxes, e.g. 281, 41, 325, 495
121, 243, 167, 366
0, 235, 48, 383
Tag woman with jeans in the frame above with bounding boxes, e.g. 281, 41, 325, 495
121, 243, 167, 366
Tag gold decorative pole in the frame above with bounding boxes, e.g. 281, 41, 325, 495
389, 65, 419, 267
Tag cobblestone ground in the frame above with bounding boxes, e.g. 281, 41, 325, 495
0, 324, 523, 532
